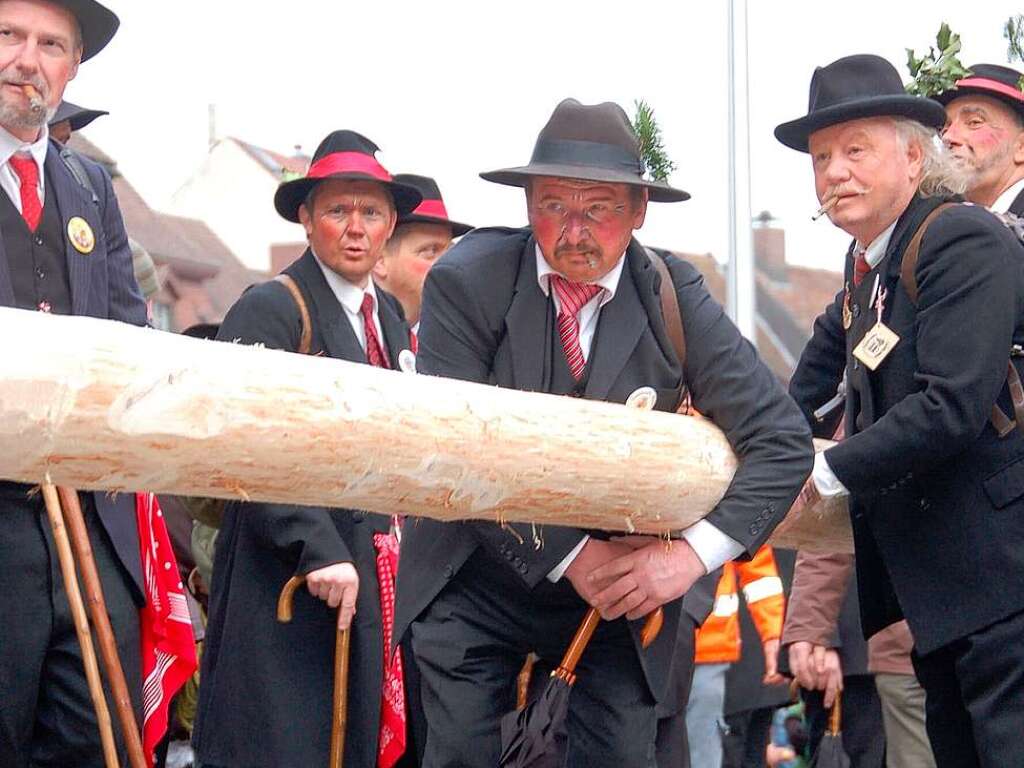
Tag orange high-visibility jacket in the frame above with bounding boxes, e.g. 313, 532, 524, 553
694, 545, 785, 664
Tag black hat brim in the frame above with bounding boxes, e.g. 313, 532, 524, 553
59, 0, 119, 61
775, 95, 948, 152
396, 214, 473, 237
934, 85, 1024, 121
480, 164, 690, 203
274, 174, 423, 223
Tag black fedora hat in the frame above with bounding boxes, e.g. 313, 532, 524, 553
775, 54, 947, 152
394, 174, 473, 237
274, 130, 422, 223
55, 0, 119, 62
934, 63, 1024, 121
49, 100, 107, 131
480, 98, 689, 203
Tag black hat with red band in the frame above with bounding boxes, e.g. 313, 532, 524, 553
933, 64, 1024, 122
393, 174, 473, 237
274, 130, 422, 223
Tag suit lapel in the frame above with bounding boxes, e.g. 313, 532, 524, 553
585, 242, 649, 400
46, 143, 100, 316
289, 250, 365, 363
1011, 188, 1024, 217
0, 225, 12, 305
504, 237, 548, 392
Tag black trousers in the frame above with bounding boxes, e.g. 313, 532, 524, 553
0, 486, 142, 768
911, 608, 1024, 768
804, 675, 884, 768
722, 707, 775, 768
409, 549, 660, 768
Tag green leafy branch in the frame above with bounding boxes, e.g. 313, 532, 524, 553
905, 23, 972, 97
1005, 15, 1024, 90
632, 100, 676, 182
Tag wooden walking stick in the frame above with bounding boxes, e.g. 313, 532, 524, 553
56, 486, 147, 768
40, 483, 120, 768
277, 574, 351, 768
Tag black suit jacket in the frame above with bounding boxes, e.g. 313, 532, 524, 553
1009, 188, 1024, 217
790, 195, 1024, 654
0, 141, 147, 595
395, 227, 813, 702
194, 250, 415, 768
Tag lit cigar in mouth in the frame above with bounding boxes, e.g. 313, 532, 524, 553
20, 84, 45, 113
812, 196, 839, 221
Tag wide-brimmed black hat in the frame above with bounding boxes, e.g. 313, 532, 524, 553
49, 100, 107, 131
934, 63, 1024, 121
775, 54, 948, 152
480, 98, 690, 202
393, 174, 473, 237
56, 0, 119, 61
274, 130, 422, 223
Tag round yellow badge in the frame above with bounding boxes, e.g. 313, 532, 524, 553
67, 216, 95, 254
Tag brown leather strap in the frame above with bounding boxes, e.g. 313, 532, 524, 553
899, 202, 957, 304
273, 274, 313, 355
1005, 361, 1024, 437
645, 248, 688, 410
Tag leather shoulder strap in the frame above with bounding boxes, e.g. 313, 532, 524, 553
645, 248, 688, 411
899, 202, 958, 304
273, 274, 313, 355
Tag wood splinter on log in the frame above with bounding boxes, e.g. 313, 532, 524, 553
0, 308, 852, 552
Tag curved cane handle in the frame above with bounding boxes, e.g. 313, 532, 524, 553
640, 607, 664, 649
276, 575, 306, 623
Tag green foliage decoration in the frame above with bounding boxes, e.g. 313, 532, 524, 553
906, 23, 972, 97
632, 100, 676, 182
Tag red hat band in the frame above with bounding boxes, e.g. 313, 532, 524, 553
413, 199, 449, 219
954, 77, 1024, 104
307, 151, 392, 182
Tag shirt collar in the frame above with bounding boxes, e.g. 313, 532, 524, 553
534, 243, 625, 307
0, 122, 49, 171
311, 250, 378, 316
856, 219, 898, 270
993, 177, 1024, 214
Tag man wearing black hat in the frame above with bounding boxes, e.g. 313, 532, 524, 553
0, 2, 149, 767
782, 54, 1024, 767
48, 98, 107, 144
937, 63, 1024, 214
394, 98, 812, 767
373, 173, 472, 333
193, 130, 423, 768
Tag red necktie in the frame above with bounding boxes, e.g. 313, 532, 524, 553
853, 249, 871, 288
9, 154, 41, 232
550, 274, 603, 380
373, 531, 406, 768
360, 293, 391, 369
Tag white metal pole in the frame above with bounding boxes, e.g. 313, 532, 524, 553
726, 0, 757, 343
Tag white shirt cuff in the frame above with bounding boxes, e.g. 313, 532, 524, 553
681, 520, 744, 574
546, 535, 589, 582
812, 451, 849, 498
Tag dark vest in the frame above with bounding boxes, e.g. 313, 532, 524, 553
0, 164, 71, 314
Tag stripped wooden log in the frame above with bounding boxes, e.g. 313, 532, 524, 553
0, 308, 851, 551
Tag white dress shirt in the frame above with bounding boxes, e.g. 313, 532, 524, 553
812, 219, 898, 499
535, 245, 744, 580
312, 252, 386, 356
993, 177, 1024, 214
0, 123, 48, 212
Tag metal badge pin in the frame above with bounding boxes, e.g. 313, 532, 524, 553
625, 386, 658, 411
398, 349, 417, 374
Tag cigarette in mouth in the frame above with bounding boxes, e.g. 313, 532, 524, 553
812, 196, 839, 221
21, 84, 41, 100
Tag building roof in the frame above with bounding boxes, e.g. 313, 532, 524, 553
230, 137, 309, 179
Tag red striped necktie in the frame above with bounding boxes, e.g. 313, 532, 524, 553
550, 274, 603, 380
9, 153, 41, 232
853, 249, 871, 287
360, 293, 390, 368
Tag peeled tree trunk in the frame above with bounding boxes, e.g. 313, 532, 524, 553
0, 308, 851, 552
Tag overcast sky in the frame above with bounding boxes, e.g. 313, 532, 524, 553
65, 1, 1020, 273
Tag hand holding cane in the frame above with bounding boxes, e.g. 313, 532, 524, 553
278, 574, 350, 768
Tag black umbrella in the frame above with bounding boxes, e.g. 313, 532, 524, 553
499, 607, 663, 767
809, 690, 851, 768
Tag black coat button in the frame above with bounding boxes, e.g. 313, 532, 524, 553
34, 235, 43, 246
443, 565, 454, 579
517, 562, 528, 574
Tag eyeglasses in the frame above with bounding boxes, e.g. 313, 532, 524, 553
532, 199, 629, 226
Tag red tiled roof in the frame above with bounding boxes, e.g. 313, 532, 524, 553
230, 137, 309, 179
